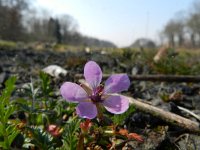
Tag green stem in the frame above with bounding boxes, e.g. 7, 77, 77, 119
96, 103, 103, 121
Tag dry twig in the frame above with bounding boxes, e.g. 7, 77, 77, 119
75, 74, 200, 82
177, 106, 200, 122
128, 97, 200, 132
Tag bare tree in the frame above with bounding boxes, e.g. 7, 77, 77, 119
0, 0, 30, 41
162, 19, 185, 47
47, 18, 62, 43
0, 5, 23, 41
58, 14, 78, 44
163, 20, 176, 47
187, 14, 200, 47
186, 0, 200, 47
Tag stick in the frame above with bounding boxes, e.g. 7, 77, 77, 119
177, 106, 200, 122
76, 77, 200, 131
128, 75, 200, 82
128, 97, 200, 132
75, 74, 200, 82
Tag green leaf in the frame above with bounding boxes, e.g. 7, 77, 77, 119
112, 105, 135, 125
0, 141, 8, 149
62, 119, 81, 150
36, 113, 49, 125
0, 77, 16, 113
27, 126, 54, 149
6, 125, 15, 134
4, 106, 15, 121
0, 123, 4, 135
39, 71, 52, 95
1, 76, 17, 100
8, 130, 19, 146
0, 77, 18, 149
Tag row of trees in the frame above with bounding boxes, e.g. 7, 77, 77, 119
28, 15, 77, 44
0, 0, 115, 47
0, 0, 28, 41
162, 0, 200, 48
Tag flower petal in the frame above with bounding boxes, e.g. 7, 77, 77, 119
76, 102, 97, 119
60, 82, 88, 102
104, 74, 130, 94
103, 95, 129, 114
84, 61, 102, 89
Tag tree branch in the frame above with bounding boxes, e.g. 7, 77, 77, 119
75, 74, 200, 82
128, 97, 200, 132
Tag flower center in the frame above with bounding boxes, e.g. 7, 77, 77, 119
90, 84, 104, 103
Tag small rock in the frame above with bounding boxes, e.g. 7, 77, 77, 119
176, 134, 200, 150
42, 65, 68, 78
169, 102, 183, 116
0, 71, 10, 89
131, 67, 138, 75
0, 72, 7, 84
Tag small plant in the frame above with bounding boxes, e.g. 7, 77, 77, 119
60, 119, 81, 150
22, 126, 56, 149
60, 61, 142, 149
0, 77, 19, 149
112, 105, 135, 126
39, 71, 53, 109
0, 40, 17, 50
60, 61, 130, 119
0, 61, 142, 149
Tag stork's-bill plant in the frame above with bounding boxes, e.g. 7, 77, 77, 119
60, 61, 130, 119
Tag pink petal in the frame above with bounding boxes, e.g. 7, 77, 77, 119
104, 74, 130, 94
84, 61, 102, 89
76, 102, 97, 119
60, 82, 88, 102
103, 95, 129, 114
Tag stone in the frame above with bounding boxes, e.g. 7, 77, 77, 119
42, 65, 68, 78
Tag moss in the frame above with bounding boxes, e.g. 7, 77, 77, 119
0, 40, 17, 50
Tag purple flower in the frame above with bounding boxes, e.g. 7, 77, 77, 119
60, 61, 130, 119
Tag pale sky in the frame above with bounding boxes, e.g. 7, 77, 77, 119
34, 0, 194, 47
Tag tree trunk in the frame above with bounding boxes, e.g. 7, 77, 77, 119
191, 33, 195, 48
169, 34, 174, 47
178, 34, 184, 47
198, 32, 200, 47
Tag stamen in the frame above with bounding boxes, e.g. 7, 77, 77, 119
89, 84, 105, 103
82, 99, 92, 102
95, 84, 104, 95
80, 83, 92, 95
